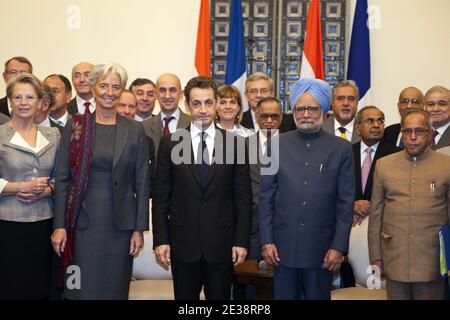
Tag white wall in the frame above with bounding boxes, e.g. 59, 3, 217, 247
0, 0, 449, 125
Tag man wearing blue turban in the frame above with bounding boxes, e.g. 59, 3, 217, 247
259, 78, 355, 299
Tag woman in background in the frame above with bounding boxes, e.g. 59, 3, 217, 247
51, 63, 149, 300
0, 74, 60, 299
215, 85, 254, 137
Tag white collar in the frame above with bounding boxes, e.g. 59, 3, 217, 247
50, 111, 69, 126
360, 140, 380, 154
10, 129, 49, 153
190, 122, 216, 139
39, 117, 52, 128
335, 118, 354, 133
76, 95, 95, 107
161, 108, 180, 123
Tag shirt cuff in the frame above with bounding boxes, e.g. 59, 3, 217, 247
0, 178, 8, 194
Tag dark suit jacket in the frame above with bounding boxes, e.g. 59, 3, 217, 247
49, 118, 64, 133
152, 126, 253, 264
436, 124, 450, 149
67, 97, 78, 115
54, 114, 150, 231
383, 123, 402, 148
259, 129, 355, 268
352, 141, 401, 201
0, 97, 10, 117
241, 110, 297, 133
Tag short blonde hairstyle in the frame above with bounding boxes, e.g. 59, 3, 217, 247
89, 63, 128, 89
6, 73, 43, 100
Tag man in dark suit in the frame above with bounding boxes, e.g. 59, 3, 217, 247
340, 106, 400, 287
152, 76, 252, 300
322, 80, 360, 144
260, 78, 354, 300
1, 56, 33, 117
142, 73, 191, 156
383, 86, 424, 148
35, 83, 64, 133
241, 72, 296, 133
0, 113, 9, 125
129, 78, 157, 121
44, 74, 72, 127
424, 85, 450, 149
67, 62, 95, 115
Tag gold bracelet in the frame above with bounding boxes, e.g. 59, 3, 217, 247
16, 182, 22, 193
262, 244, 274, 250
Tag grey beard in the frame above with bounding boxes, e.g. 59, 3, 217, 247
297, 116, 323, 133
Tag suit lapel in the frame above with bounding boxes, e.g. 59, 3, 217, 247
353, 142, 363, 197
113, 116, 129, 168
177, 111, 191, 129
436, 125, 450, 149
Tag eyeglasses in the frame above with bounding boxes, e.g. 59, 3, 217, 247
398, 98, 423, 106
401, 128, 430, 137
294, 105, 321, 115
362, 118, 385, 125
258, 113, 281, 121
247, 88, 271, 96
425, 100, 449, 109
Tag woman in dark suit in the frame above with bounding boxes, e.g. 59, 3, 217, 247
51, 63, 149, 300
0, 74, 60, 299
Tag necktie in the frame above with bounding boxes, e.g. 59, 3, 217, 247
84, 101, 91, 114
431, 129, 438, 150
196, 132, 209, 190
338, 127, 347, 140
361, 147, 373, 193
265, 131, 272, 157
163, 116, 174, 136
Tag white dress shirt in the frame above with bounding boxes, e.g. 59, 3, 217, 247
191, 122, 215, 164
38, 117, 51, 128
50, 111, 69, 127
250, 109, 260, 132
216, 122, 254, 137
259, 129, 279, 156
76, 95, 96, 114
160, 108, 181, 134
334, 118, 355, 142
0, 130, 50, 193
360, 140, 379, 168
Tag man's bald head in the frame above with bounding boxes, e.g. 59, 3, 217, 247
397, 86, 424, 116
155, 73, 182, 114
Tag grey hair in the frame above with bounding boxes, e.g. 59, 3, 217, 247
332, 80, 359, 100
6, 73, 43, 100
354, 106, 384, 125
401, 108, 433, 129
424, 85, 450, 101
89, 63, 128, 89
245, 72, 274, 92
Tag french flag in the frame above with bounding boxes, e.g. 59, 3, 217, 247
194, 0, 211, 76
347, 0, 371, 107
299, 0, 324, 80
225, 0, 248, 111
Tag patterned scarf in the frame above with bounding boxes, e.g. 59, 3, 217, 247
59, 113, 94, 283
